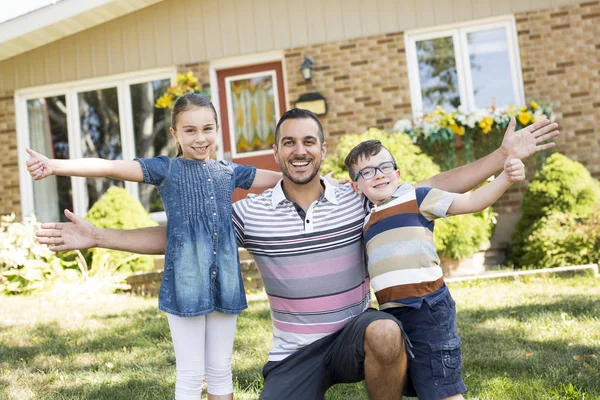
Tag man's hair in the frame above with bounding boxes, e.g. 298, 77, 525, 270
344, 140, 397, 179
274, 108, 324, 146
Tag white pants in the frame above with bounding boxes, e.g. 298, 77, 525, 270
167, 312, 238, 399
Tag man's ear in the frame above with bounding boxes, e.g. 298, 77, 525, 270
350, 181, 362, 196
273, 144, 280, 167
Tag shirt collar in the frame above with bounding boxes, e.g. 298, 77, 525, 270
271, 177, 340, 209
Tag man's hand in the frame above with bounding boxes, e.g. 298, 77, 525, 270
26, 148, 53, 180
36, 209, 97, 252
504, 158, 525, 183
501, 117, 559, 160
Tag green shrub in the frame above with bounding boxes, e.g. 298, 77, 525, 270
85, 187, 158, 275
322, 128, 495, 259
511, 153, 600, 267
0, 214, 82, 294
518, 209, 600, 269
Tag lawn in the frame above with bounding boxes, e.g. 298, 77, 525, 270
0, 275, 599, 399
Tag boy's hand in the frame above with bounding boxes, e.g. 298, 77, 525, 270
504, 158, 525, 183
500, 117, 559, 160
26, 148, 53, 180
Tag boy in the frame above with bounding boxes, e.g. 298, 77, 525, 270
344, 140, 525, 400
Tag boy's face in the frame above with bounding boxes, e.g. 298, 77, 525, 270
350, 149, 400, 205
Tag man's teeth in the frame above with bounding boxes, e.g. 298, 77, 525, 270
291, 161, 310, 166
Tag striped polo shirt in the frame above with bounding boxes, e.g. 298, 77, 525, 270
232, 179, 371, 361
364, 182, 456, 308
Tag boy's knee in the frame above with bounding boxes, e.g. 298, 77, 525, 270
364, 319, 404, 364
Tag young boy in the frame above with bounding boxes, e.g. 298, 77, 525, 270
344, 140, 525, 400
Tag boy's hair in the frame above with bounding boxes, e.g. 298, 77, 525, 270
171, 93, 218, 157
274, 108, 324, 146
344, 140, 397, 179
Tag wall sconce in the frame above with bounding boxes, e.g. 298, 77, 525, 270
300, 56, 313, 81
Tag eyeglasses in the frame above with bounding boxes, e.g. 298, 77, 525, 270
353, 161, 397, 181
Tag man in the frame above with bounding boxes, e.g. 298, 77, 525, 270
37, 109, 559, 399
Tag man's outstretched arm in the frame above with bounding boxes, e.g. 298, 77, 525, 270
415, 117, 559, 193
37, 209, 167, 254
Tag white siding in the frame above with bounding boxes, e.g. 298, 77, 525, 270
0, 0, 589, 91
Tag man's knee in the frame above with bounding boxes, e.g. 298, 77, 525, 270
364, 319, 405, 364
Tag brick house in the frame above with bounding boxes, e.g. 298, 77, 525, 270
0, 0, 598, 249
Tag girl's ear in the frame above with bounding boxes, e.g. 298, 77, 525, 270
350, 181, 363, 196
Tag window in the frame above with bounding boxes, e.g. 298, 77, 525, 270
17, 69, 175, 222
405, 16, 524, 117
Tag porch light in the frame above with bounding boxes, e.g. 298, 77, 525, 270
300, 57, 313, 81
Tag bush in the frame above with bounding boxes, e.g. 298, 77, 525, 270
517, 209, 600, 269
0, 214, 82, 294
511, 153, 600, 267
85, 187, 158, 275
322, 128, 495, 259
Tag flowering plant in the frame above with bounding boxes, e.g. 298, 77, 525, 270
155, 71, 210, 109
393, 101, 554, 170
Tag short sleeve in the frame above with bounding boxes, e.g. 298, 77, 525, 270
134, 156, 171, 186
225, 162, 257, 190
415, 187, 457, 221
232, 199, 248, 247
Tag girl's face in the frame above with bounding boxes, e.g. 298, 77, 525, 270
170, 107, 218, 161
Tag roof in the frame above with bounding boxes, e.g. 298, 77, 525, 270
0, 0, 163, 62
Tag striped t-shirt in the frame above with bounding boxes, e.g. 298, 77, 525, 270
364, 182, 456, 308
232, 179, 371, 361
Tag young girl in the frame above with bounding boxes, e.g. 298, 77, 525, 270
26, 92, 282, 400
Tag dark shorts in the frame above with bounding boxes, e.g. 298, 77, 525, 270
259, 308, 406, 400
386, 291, 467, 400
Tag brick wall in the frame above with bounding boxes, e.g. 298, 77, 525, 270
284, 33, 413, 151
0, 91, 20, 218
494, 1, 600, 216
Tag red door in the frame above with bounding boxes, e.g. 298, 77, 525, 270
216, 61, 287, 202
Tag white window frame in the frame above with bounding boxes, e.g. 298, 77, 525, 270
405, 15, 524, 118
224, 69, 282, 159
15, 67, 176, 220
209, 50, 288, 161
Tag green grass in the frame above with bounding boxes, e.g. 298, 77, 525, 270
0, 275, 599, 399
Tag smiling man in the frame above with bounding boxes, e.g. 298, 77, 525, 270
37, 108, 559, 399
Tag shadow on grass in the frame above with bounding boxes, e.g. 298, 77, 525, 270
47, 378, 174, 400
458, 295, 600, 398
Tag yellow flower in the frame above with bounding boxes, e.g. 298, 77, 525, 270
155, 93, 173, 109
518, 112, 532, 125
478, 116, 493, 134
449, 123, 465, 136
530, 101, 539, 110
519, 106, 528, 113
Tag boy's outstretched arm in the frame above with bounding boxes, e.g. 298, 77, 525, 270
251, 169, 282, 189
447, 157, 525, 215
26, 148, 144, 182
37, 209, 167, 254
415, 117, 558, 193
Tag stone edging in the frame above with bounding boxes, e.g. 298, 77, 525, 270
445, 264, 599, 284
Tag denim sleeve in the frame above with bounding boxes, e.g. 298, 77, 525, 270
228, 162, 257, 190
134, 156, 171, 186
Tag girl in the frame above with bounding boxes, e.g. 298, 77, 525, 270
26, 93, 282, 400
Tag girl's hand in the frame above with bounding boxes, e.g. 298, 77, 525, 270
26, 148, 53, 180
504, 157, 525, 183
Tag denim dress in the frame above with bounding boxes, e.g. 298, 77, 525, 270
135, 156, 256, 317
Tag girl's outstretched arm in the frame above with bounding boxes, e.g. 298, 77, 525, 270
26, 148, 144, 182
251, 169, 282, 189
